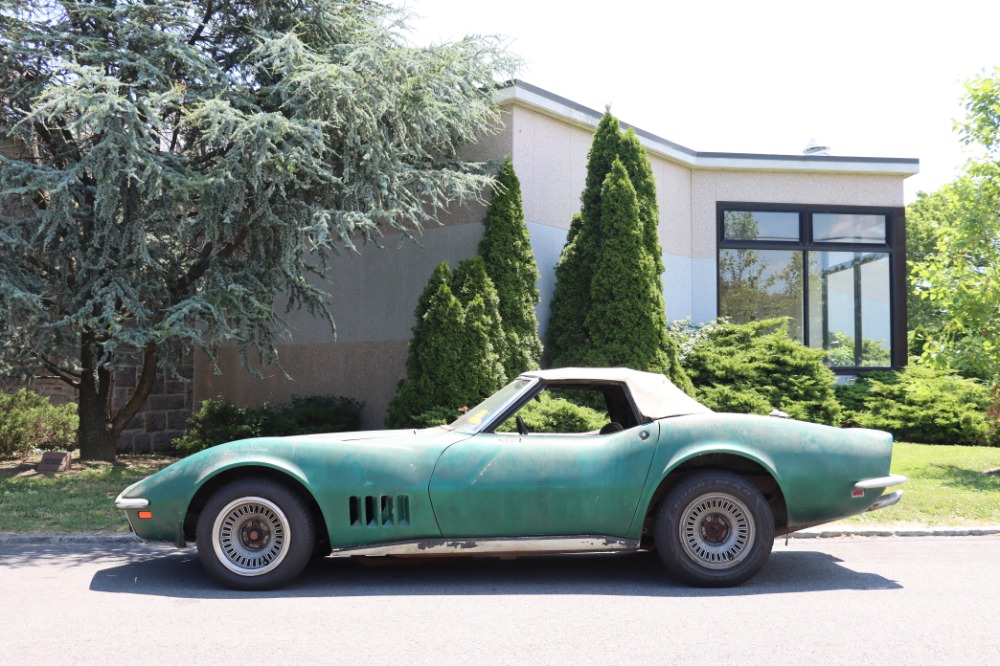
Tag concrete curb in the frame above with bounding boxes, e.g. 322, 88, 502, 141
3, 528, 1000, 546
790, 526, 1000, 539
0, 534, 143, 545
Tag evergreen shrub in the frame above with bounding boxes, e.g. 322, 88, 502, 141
385, 261, 507, 429
843, 365, 999, 446
496, 395, 607, 433
173, 395, 364, 454
478, 158, 543, 376
683, 318, 842, 425
410, 406, 464, 428
0, 389, 78, 458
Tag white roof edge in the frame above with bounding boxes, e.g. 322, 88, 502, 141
495, 81, 919, 177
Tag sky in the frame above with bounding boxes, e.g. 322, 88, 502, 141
400, 0, 1000, 203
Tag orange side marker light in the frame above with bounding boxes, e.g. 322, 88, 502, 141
138, 511, 153, 520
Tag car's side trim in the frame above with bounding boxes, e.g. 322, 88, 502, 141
854, 474, 908, 489
865, 491, 903, 512
328, 536, 639, 557
114, 496, 149, 510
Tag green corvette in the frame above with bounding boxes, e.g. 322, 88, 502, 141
116, 368, 906, 589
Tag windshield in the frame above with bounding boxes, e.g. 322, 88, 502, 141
446, 378, 534, 434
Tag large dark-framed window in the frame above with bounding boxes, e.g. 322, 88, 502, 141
717, 203, 906, 372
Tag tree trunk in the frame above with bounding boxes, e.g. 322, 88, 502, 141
77, 362, 117, 462
77, 335, 162, 462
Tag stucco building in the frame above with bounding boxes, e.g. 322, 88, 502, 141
195, 80, 918, 430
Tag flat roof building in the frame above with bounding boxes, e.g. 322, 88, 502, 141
194, 80, 918, 429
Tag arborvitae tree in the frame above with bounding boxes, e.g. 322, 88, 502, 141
403, 262, 453, 379
547, 111, 690, 390
585, 160, 693, 392
546, 213, 589, 365
452, 257, 508, 384
385, 261, 507, 428
386, 283, 468, 427
0, 0, 518, 460
478, 159, 543, 377
618, 129, 665, 277
547, 112, 624, 366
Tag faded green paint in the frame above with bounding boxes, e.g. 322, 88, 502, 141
429, 426, 659, 537
641, 413, 894, 533
118, 407, 896, 550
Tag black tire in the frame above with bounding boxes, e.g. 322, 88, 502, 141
653, 470, 774, 587
196, 478, 315, 591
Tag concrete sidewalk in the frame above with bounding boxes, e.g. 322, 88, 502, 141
2, 525, 1000, 545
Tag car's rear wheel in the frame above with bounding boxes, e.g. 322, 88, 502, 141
654, 470, 774, 587
196, 478, 315, 590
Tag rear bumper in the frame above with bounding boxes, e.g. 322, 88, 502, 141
855, 474, 908, 490
865, 490, 904, 513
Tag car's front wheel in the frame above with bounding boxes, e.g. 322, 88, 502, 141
196, 478, 315, 590
654, 470, 774, 587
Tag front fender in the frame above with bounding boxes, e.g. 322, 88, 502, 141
117, 442, 314, 546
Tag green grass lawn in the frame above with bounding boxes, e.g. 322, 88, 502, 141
0, 456, 173, 534
2, 442, 1000, 535
843, 442, 1000, 526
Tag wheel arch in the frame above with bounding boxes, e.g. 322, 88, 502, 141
182, 465, 331, 553
641, 453, 790, 545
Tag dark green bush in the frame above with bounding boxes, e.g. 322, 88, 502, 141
171, 399, 263, 454
496, 395, 607, 433
385, 261, 507, 429
410, 405, 463, 428
683, 318, 842, 425
173, 395, 364, 454
834, 370, 900, 415
845, 365, 999, 446
0, 389, 78, 459
280, 395, 364, 434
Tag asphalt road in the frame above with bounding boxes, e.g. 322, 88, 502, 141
2, 536, 998, 665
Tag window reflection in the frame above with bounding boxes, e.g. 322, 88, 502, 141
723, 211, 800, 242
813, 213, 886, 244
808, 252, 891, 366
719, 249, 804, 341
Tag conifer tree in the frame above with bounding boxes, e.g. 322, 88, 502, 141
386, 283, 468, 427
618, 130, 665, 277
585, 160, 693, 392
402, 262, 453, 379
546, 111, 690, 391
452, 257, 508, 384
547, 112, 624, 366
385, 260, 507, 428
478, 159, 543, 376
546, 213, 589, 365
0, 0, 518, 460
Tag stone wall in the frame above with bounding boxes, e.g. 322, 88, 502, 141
113, 361, 194, 453
2, 360, 194, 453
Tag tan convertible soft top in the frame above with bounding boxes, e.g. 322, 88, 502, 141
518, 367, 712, 420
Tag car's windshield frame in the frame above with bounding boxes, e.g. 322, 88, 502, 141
443, 377, 538, 434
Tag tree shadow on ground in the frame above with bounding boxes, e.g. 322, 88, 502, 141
927, 464, 1000, 492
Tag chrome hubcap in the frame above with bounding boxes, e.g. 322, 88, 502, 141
212, 496, 290, 576
678, 492, 755, 569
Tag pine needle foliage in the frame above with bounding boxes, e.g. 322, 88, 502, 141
585, 159, 684, 384
451, 256, 508, 383
386, 261, 507, 428
547, 111, 688, 391
478, 158, 543, 376
684, 319, 842, 425
0, 0, 518, 460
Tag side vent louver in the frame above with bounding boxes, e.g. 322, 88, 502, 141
350, 495, 409, 528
